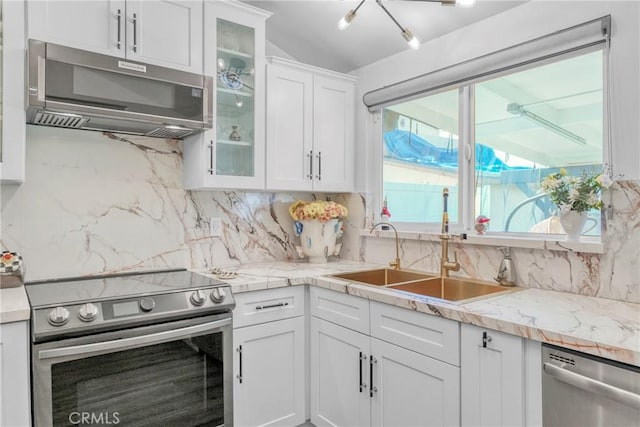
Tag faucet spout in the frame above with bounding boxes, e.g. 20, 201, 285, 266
440, 234, 460, 277
370, 222, 401, 270
440, 188, 460, 277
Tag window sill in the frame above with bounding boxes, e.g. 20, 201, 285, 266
361, 229, 604, 254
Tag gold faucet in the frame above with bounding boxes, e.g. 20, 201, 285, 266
440, 188, 460, 277
370, 222, 401, 270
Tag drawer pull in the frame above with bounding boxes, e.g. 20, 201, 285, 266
255, 302, 289, 310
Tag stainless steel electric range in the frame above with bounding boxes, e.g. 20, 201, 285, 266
25, 269, 234, 427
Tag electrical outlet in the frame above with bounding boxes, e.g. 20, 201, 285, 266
210, 217, 223, 237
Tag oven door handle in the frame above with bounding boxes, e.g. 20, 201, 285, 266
38, 317, 232, 360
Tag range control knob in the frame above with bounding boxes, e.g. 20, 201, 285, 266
210, 287, 226, 303
139, 297, 156, 312
190, 290, 207, 306
48, 306, 70, 326
78, 303, 99, 322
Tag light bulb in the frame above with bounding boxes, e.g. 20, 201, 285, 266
338, 10, 356, 30
402, 29, 420, 50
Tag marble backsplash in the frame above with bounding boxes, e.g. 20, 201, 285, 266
0, 126, 363, 281
361, 180, 640, 304
1, 126, 637, 303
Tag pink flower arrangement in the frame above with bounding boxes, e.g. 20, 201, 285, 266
289, 200, 348, 223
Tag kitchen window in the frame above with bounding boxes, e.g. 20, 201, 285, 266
382, 89, 460, 225
370, 17, 610, 239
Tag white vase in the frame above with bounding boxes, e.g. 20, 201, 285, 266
294, 219, 342, 263
559, 210, 588, 241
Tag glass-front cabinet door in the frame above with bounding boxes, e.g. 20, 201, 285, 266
183, 1, 271, 190
215, 18, 256, 178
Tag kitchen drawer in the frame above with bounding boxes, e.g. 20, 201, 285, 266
233, 286, 305, 328
370, 301, 460, 365
310, 286, 370, 335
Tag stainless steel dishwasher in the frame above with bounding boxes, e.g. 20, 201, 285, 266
542, 343, 640, 426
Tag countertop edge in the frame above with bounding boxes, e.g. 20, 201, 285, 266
195, 262, 640, 367
0, 286, 31, 324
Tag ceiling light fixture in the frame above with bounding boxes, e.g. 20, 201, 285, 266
339, 0, 475, 50
439, 0, 476, 6
338, 0, 366, 30
376, 0, 420, 49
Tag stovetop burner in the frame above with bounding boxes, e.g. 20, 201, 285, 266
26, 269, 234, 343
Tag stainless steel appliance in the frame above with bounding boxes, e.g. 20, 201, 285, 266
26, 269, 234, 426
27, 40, 213, 139
542, 343, 640, 427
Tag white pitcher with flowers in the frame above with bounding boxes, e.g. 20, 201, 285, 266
541, 169, 609, 240
289, 200, 348, 263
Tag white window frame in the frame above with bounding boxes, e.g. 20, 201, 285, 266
371, 17, 611, 241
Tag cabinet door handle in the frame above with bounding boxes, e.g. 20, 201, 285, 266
307, 150, 313, 180
316, 151, 322, 181
116, 9, 122, 49
482, 331, 492, 348
255, 302, 288, 310
369, 355, 377, 397
359, 352, 368, 392
131, 13, 138, 53
237, 345, 243, 384
208, 141, 214, 174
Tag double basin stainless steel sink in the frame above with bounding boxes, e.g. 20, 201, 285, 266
331, 268, 517, 303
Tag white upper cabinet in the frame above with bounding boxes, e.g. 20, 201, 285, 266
266, 57, 356, 193
27, 0, 203, 73
1, 0, 26, 183
313, 75, 355, 192
183, 1, 270, 190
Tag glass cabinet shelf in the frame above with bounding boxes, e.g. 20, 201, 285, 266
217, 47, 253, 61
218, 139, 252, 147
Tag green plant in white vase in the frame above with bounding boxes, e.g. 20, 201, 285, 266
541, 169, 608, 240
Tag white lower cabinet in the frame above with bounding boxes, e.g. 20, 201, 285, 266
0, 321, 31, 427
310, 317, 371, 427
234, 285, 543, 427
371, 337, 460, 427
461, 323, 537, 427
310, 287, 460, 427
232, 287, 306, 427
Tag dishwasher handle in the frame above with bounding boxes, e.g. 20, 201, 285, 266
543, 362, 640, 410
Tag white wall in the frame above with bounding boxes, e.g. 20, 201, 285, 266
352, 0, 640, 192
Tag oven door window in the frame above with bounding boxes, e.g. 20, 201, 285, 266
50, 334, 223, 426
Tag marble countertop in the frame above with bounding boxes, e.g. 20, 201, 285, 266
0, 286, 30, 324
197, 260, 640, 367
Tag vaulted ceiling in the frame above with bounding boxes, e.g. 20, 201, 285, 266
242, 0, 526, 73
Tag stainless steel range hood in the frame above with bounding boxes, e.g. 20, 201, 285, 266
26, 40, 213, 139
